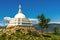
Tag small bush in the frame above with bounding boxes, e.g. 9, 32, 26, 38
53, 27, 59, 35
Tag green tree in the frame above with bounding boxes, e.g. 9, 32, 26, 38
44, 18, 50, 32
53, 26, 59, 35
38, 14, 45, 33
37, 14, 50, 33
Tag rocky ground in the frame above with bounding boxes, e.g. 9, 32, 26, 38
0, 26, 60, 40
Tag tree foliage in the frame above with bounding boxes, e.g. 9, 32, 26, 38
37, 13, 50, 32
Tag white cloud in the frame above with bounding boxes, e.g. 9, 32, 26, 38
4, 17, 12, 22
49, 22, 60, 24
0, 17, 12, 27
0, 23, 4, 27
29, 18, 38, 21
29, 18, 38, 24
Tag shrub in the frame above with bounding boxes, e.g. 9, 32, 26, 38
53, 27, 59, 35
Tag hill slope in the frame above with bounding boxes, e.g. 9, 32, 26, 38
0, 26, 60, 40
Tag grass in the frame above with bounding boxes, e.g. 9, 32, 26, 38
0, 32, 60, 40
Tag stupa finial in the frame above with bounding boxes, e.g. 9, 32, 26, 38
19, 4, 21, 9
18, 4, 22, 13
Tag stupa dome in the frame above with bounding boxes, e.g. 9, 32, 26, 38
14, 5, 26, 18
14, 12, 26, 18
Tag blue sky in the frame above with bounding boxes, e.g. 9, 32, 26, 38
0, 0, 60, 22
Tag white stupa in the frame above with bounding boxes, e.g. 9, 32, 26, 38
7, 5, 32, 27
